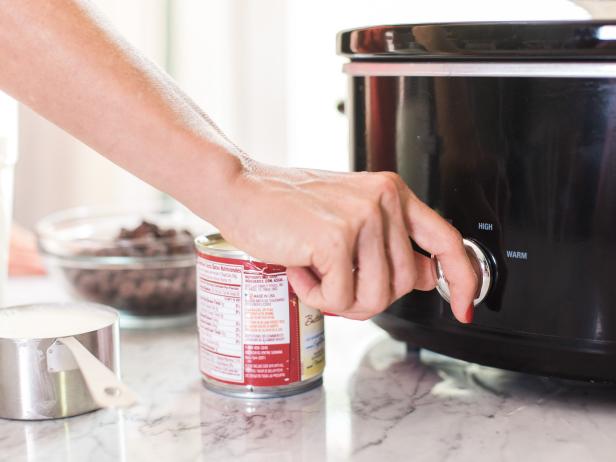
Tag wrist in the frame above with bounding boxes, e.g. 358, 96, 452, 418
180, 145, 253, 233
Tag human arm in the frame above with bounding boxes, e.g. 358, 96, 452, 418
0, 0, 477, 321
8, 224, 46, 276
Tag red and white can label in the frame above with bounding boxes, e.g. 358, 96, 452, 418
197, 252, 324, 387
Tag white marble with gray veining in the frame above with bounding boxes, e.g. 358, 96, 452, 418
1, 277, 616, 462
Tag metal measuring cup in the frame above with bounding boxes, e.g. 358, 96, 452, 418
0, 303, 136, 420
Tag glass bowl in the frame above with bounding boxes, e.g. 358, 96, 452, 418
36, 205, 207, 328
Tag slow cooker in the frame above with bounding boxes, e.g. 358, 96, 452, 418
337, 21, 616, 382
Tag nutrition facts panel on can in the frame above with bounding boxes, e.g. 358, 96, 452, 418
197, 259, 244, 382
197, 253, 300, 387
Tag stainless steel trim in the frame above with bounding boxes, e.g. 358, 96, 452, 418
433, 238, 492, 307
343, 62, 616, 78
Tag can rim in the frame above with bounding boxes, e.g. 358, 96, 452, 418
194, 233, 251, 259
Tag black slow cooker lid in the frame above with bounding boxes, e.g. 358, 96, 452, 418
337, 21, 616, 60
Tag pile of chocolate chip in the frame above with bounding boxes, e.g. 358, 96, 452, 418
63, 221, 196, 318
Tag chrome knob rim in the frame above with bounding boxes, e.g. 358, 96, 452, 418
432, 238, 492, 306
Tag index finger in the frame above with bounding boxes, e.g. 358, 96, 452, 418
400, 188, 477, 323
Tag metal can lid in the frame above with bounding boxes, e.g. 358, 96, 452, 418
194, 233, 250, 259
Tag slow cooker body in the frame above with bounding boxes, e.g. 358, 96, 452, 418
340, 22, 616, 382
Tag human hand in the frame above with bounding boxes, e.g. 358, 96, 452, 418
9, 224, 46, 276
0, 1, 474, 314
216, 163, 477, 323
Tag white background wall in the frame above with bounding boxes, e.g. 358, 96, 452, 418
9, 0, 597, 228
168, 0, 288, 166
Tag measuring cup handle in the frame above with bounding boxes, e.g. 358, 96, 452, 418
58, 336, 137, 409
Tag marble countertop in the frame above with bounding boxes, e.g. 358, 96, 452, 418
2, 277, 616, 462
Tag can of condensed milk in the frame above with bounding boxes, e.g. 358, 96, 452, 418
195, 233, 325, 398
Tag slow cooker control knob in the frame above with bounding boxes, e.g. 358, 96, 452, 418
432, 238, 492, 307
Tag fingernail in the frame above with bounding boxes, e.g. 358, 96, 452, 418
465, 304, 474, 323
322, 312, 339, 317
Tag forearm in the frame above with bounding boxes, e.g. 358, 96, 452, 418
0, 0, 243, 225
0, 0, 478, 322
